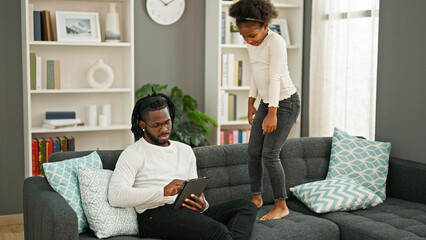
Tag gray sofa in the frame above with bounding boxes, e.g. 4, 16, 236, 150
23, 137, 426, 240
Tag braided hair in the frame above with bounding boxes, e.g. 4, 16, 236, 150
229, 0, 278, 27
131, 88, 175, 141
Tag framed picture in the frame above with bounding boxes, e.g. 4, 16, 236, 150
56, 11, 101, 42
270, 19, 291, 45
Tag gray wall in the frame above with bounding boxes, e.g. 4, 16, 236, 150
134, 1, 205, 109
375, 0, 426, 164
0, 0, 25, 215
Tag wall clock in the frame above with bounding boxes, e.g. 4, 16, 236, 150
146, 0, 185, 25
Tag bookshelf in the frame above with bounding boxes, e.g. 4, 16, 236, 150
204, 0, 304, 145
21, 0, 134, 177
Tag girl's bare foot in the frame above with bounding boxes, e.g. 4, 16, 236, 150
260, 199, 290, 220
251, 194, 263, 208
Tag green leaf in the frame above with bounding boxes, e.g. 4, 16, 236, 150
135, 84, 168, 99
171, 86, 183, 98
182, 95, 197, 111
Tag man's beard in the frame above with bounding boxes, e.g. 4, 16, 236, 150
144, 127, 169, 145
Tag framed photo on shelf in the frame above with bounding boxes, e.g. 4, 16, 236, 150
270, 19, 291, 46
56, 11, 101, 42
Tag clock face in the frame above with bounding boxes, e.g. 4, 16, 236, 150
146, 0, 185, 25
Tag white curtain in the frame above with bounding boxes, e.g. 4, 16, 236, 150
309, 0, 380, 140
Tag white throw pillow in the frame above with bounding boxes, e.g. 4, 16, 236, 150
77, 165, 139, 238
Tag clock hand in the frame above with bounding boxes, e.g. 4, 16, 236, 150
164, 0, 176, 6
158, 0, 168, 6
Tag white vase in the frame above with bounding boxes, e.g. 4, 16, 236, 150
105, 3, 121, 42
231, 32, 244, 45
87, 59, 114, 89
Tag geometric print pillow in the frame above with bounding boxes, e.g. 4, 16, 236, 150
43, 151, 102, 233
326, 128, 391, 200
76, 165, 139, 238
290, 177, 383, 213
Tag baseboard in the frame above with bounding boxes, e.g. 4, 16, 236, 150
0, 214, 23, 226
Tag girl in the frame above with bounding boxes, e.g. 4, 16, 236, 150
229, 0, 300, 220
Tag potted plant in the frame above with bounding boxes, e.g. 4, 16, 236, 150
230, 21, 244, 45
135, 83, 218, 147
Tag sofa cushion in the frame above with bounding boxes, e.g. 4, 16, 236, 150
321, 197, 426, 240
290, 177, 382, 213
77, 165, 139, 238
326, 128, 391, 200
194, 137, 333, 205
252, 205, 339, 240
43, 151, 103, 233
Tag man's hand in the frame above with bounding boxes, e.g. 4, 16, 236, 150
164, 179, 184, 196
182, 193, 206, 212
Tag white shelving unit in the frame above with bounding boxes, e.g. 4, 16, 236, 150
205, 0, 304, 145
21, 0, 134, 177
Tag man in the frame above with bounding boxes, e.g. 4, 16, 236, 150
108, 90, 257, 240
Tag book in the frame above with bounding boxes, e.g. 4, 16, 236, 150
43, 118, 82, 125
31, 139, 39, 176
45, 138, 53, 163
37, 138, 46, 176
66, 136, 75, 151
33, 11, 42, 41
228, 94, 237, 121
222, 54, 228, 87
53, 137, 61, 152
40, 10, 54, 41
233, 130, 239, 144
221, 11, 226, 44
28, 4, 34, 41
220, 131, 225, 145
238, 60, 243, 86
30, 53, 36, 90
233, 60, 239, 87
228, 130, 233, 144
36, 56, 42, 90
227, 54, 235, 87
45, 111, 76, 120
54, 60, 61, 89
219, 90, 229, 123
60, 136, 68, 152
42, 122, 84, 129
46, 60, 54, 89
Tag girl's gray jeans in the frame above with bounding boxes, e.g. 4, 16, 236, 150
248, 93, 300, 200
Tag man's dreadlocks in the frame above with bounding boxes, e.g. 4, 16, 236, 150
130, 88, 175, 141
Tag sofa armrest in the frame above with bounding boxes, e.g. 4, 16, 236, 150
23, 176, 78, 240
386, 157, 426, 204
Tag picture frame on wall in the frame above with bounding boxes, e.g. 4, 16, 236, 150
270, 19, 291, 46
56, 11, 101, 42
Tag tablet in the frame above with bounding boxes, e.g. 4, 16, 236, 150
172, 177, 209, 209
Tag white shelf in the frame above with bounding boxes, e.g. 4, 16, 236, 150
31, 88, 132, 94
22, 0, 135, 177
205, 0, 303, 145
221, 86, 250, 91
29, 41, 132, 47
222, 44, 299, 49
221, 1, 299, 8
32, 124, 131, 133
220, 120, 250, 126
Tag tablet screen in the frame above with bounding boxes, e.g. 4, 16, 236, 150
172, 177, 209, 209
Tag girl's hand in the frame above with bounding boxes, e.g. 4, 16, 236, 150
262, 108, 278, 134
248, 105, 257, 125
248, 97, 257, 125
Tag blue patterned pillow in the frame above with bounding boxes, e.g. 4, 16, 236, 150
290, 177, 383, 213
77, 165, 139, 238
326, 128, 391, 200
43, 151, 102, 233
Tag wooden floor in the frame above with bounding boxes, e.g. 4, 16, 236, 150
0, 214, 24, 240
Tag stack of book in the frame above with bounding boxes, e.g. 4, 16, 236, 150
29, 4, 55, 42
42, 111, 83, 129
221, 54, 243, 88
32, 136, 75, 176
220, 129, 251, 145
29, 53, 61, 90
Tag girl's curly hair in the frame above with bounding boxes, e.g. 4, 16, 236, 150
229, 0, 278, 27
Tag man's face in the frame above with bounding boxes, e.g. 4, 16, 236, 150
139, 108, 172, 146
